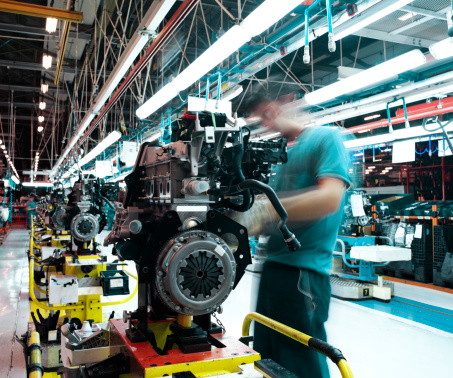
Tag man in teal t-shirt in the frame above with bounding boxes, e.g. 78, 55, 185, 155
243, 95, 351, 377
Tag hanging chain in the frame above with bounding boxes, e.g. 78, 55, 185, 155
212, 311, 226, 333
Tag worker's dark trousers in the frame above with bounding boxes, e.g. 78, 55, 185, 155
254, 261, 331, 377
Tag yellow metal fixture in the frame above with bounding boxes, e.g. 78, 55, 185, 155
54, 20, 71, 84
177, 314, 192, 328
29, 255, 85, 311
242, 312, 354, 378
0, 0, 83, 22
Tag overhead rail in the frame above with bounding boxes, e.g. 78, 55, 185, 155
50, 0, 197, 178
0, 0, 83, 23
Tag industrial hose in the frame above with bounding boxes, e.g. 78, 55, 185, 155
235, 179, 301, 252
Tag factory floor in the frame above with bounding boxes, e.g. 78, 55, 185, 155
1, 229, 452, 378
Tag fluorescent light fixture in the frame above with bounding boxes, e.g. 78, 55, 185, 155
136, 84, 179, 119
143, 132, 161, 143
39, 102, 46, 110
1, 145, 5, 150
88, 1, 177, 114
11, 176, 20, 185
46, 18, 58, 33
241, 0, 302, 37
37, 126, 44, 132
398, 12, 415, 21
38, 116, 44, 123
346, 121, 453, 149
222, 85, 243, 101
386, 167, 393, 170
429, 38, 453, 60
353, 152, 363, 156
23, 182, 53, 187
334, 0, 415, 41
175, 26, 250, 92
137, 0, 303, 120
305, 50, 426, 105
368, 166, 375, 169
364, 114, 381, 121
41, 84, 48, 93
358, 129, 369, 134
77, 131, 122, 167
138, 26, 250, 119
352, 162, 360, 165
42, 54, 52, 69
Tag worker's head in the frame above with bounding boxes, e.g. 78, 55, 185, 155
245, 94, 299, 140
246, 94, 281, 127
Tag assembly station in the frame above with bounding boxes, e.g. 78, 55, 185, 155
0, 1, 452, 377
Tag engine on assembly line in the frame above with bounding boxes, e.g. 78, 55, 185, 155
104, 111, 299, 339
36, 188, 69, 230
61, 178, 119, 249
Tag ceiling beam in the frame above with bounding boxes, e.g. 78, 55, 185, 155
390, 6, 450, 36
0, 114, 52, 121
353, 28, 436, 48
0, 101, 66, 108
0, 83, 61, 94
0, 22, 91, 41
401, 5, 449, 20
0, 59, 76, 75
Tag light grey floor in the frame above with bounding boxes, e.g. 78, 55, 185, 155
0, 229, 31, 378
2, 229, 453, 378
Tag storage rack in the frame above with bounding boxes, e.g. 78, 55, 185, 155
383, 204, 453, 293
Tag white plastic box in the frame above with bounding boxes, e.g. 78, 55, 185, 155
350, 245, 411, 263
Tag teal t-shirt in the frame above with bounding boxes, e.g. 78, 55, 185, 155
266, 126, 351, 275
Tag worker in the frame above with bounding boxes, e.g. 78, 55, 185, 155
26, 194, 37, 229
240, 95, 351, 377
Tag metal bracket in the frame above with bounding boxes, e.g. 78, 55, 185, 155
138, 28, 158, 40
386, 97, 410, 133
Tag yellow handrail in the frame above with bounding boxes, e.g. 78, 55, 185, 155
242, 312, 354, 378
98, 269, 138, 307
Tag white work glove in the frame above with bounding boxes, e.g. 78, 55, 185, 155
230, 198, 277, 236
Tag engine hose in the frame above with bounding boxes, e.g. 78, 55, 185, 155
100, 195, 115, 210
235, 179, 301, 252
229, 144, 253, 212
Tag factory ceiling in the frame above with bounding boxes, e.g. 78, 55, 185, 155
0, 0, 451, 179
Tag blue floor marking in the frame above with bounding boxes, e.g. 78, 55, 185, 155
351, 296, 453, 333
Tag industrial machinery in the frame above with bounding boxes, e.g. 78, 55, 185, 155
332, 190, 412, 301
26, 180, 129, 377
37, 188, 69, 230
62, 178, 118, 253
96, 109, 301, 377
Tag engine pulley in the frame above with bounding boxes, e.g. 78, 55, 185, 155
70, 212, 100, 242
155, 230, 236, 316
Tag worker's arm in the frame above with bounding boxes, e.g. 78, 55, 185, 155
277, 177, 346, 222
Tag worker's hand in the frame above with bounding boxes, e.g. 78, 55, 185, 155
230, 197, 277, 237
